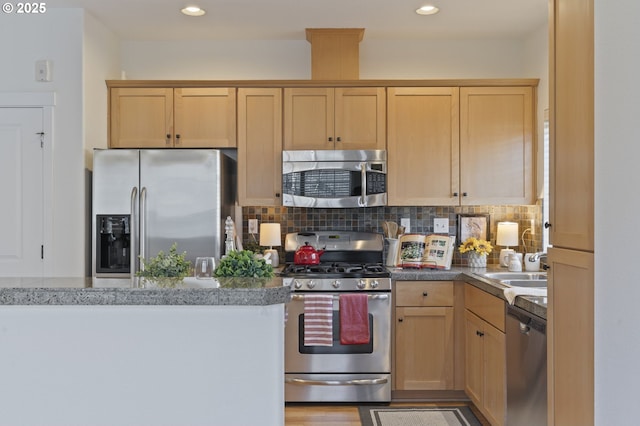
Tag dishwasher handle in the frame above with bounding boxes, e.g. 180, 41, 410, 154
507, 305, 546, 335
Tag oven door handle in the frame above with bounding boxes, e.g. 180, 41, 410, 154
291, 294, 389, 301
285, 377, 388, 386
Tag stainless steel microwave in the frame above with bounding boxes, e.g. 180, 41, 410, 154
282, 150, 387, 208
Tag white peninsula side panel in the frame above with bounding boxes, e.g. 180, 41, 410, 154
0, 304, 284, 426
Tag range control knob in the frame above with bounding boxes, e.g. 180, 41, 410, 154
371, 280, 379, 289
307, 280, 316, 289
357, 279, 367, 289
293, 279, 303, 289
332, 280, 341, 289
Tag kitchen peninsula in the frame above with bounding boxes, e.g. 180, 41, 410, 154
0, 277, 289, 426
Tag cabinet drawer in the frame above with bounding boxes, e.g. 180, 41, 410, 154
395, 281, 454, 307
464, 284, 505, 332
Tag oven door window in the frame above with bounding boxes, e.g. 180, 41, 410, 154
298, 312, 374, 354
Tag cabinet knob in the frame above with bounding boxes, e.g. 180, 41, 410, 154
544, 222, 552, 229
175, 134, 181, 144
462, 192, 468, 197
336, 137, 341, 142
328, 137, 333, 142
398, 318, 404, 323
453, 192, 458, 197
275, 192, 281, 198
422, 291, 428, 297
476, 330, 484, 337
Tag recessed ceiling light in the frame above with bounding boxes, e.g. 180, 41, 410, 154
181, 6, 206, 16
416, 5, 439, 15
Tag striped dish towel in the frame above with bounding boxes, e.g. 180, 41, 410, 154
304, 294, 334, 346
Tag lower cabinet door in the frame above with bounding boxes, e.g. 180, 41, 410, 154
482, 321, 506, 426
464, 309, 484, 406
464, 309, 506, 426
395, 306, 454, 390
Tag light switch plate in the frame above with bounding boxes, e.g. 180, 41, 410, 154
434, 218, 449, 233
400, 218, 410, 233
248, 219, 258, 234
35, 60, 52, 82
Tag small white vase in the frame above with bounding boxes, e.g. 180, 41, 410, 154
468, 252, 487, 268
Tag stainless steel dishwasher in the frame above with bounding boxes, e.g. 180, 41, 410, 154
506, 304, 547, 425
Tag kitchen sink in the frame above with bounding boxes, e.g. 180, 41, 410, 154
482, 272, 547, 281
499, 279, 547, 288
479, 272, 547, 288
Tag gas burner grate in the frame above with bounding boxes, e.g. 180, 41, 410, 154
282, 262, 388, 277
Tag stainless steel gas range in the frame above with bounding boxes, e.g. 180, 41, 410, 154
282, 231, 391, 403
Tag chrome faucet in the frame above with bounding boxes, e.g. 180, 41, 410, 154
527, 252, 546, 262
528, 252, 548, 270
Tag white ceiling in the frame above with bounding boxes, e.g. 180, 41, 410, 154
45, 0, 548, 42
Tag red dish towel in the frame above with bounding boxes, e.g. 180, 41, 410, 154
339, 294, 370, 345
303, 295, 334, 347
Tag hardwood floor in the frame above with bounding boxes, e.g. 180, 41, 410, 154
285, 401, 491, 426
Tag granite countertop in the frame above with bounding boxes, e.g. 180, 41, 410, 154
0, 277, 290, 306
0, 267, 545, 318
390, 266, 547, 320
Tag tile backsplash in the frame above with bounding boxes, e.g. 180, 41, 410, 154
242, 203, 542, 265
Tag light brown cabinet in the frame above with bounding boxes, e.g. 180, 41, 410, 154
459, 86, 534, 205
387, 86, 534, 206
547, 0, 594, 424
237, 88, 283, 206
394, 281, 454, 391
464, 284, 506, 426
109, 87, 236, 148
283, 87, 386, 150
387, 87, 460, 206
547, 247, 594, 425
549, 0, 594, 252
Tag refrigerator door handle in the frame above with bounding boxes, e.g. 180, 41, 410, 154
140, 186, 147, 266
130, 186, 138, 281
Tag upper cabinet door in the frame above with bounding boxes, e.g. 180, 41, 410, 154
109, 87, 236, 149
549, 0, 594, 251
283, 87, 386, 150
110, 88, 173, 148
387, 87, 460, 206
334, 87, 386, 150
237, 88, 283, 206
283, 88, 334, 150
459, 87, 534, 205
174, 88, 237, 148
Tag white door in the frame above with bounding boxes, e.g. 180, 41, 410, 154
0, 108, 44, 276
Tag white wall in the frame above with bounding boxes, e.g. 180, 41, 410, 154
523, 24, 549, 199
594, 0, 640, 423
83, 12, 121, 165
120, 40, 310, 80
0, 9, 84, 276
360, 39, 527, 79
120, 38, 529, 80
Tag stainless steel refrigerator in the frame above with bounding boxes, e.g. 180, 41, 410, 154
92, 149, 236, 278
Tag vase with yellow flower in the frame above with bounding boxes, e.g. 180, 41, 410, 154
458, 237, 493, 268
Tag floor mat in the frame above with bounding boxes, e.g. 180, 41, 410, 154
358, 405, 482, 426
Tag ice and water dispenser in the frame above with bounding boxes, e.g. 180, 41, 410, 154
96, 215, 130, 274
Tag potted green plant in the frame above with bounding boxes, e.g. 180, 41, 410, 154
136, 243, 192, 288
214, 250, 274, 287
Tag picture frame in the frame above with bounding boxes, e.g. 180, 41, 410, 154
457, 214, 490, 243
